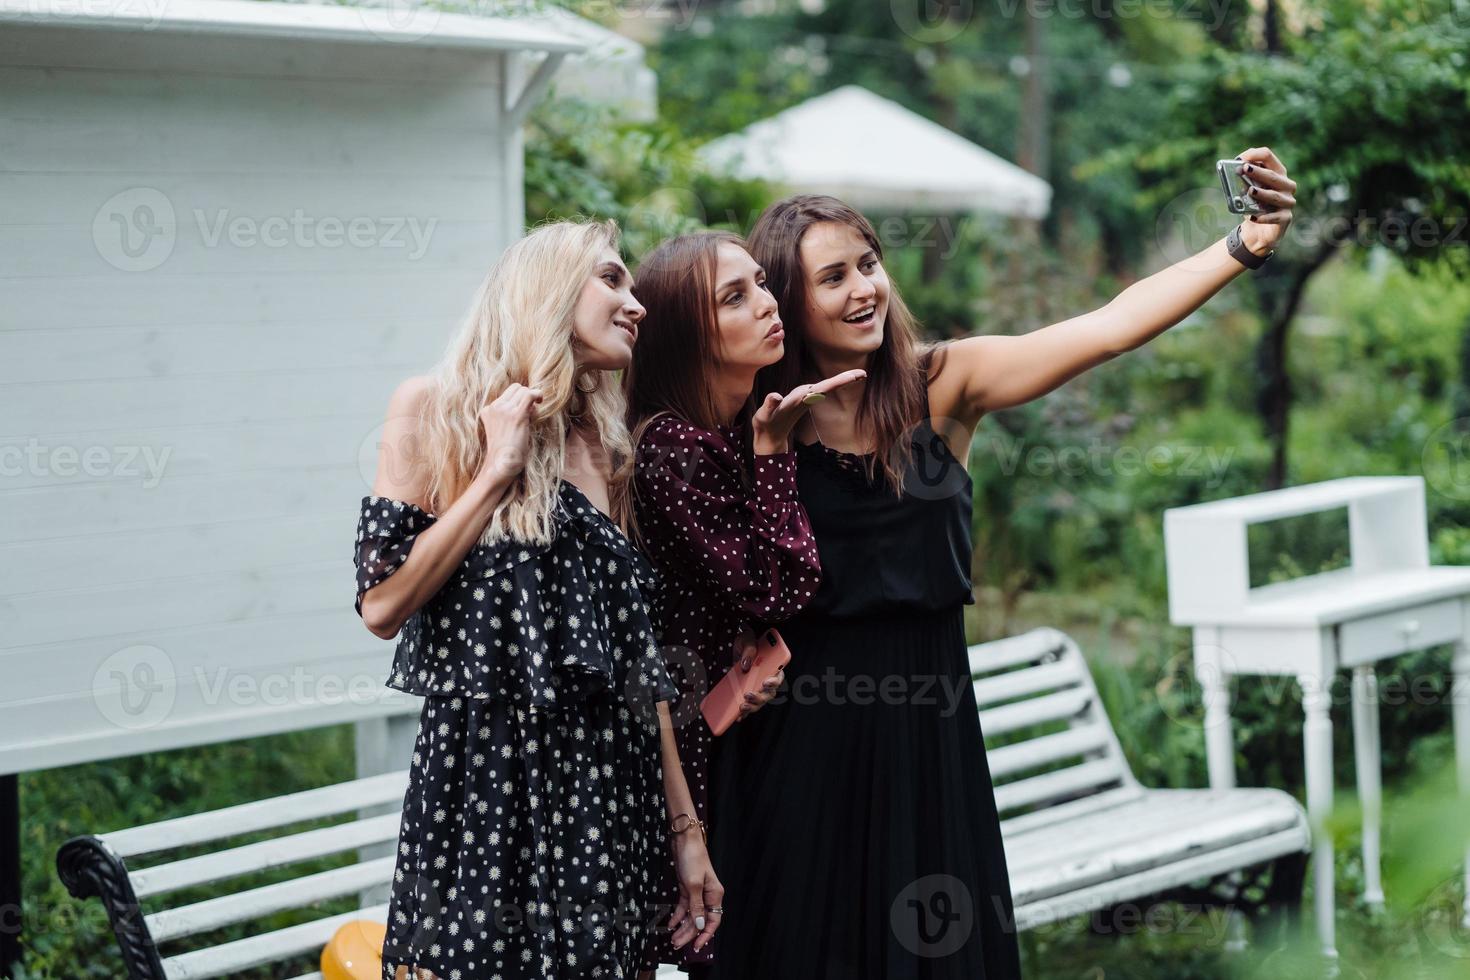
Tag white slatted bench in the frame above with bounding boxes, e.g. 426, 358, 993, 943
58, 627, 1312, 978
977, 627, 1313, 935
54, 767, 685, 979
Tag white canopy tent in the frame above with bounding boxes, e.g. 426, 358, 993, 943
698, 84, 1052, 219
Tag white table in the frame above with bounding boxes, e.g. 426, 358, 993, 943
1165, 477, 1470, 962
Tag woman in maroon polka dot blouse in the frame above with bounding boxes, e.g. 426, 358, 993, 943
621, 231, 864, 977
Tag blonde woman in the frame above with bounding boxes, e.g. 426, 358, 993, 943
353, 218, 721, 980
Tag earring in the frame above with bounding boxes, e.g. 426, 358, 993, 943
575, 373, 599, 394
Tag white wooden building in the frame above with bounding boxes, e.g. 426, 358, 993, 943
0, 0, 596, 776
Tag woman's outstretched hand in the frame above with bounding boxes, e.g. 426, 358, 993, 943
1234, 146, 1296, 255
751, 369, 867, 455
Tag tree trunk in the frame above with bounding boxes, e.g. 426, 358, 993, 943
1251, 237, 1343, 489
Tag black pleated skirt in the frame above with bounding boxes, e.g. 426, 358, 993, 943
700, 605, 1022, 980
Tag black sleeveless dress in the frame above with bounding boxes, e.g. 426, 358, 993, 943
701, 389, 1023, 979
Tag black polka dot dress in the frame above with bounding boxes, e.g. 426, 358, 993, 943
353, 482, 680, 980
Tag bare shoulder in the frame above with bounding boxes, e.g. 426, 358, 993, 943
371, 374, 436, 505
387, 373, 435, 417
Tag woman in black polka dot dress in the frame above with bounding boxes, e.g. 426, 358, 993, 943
621, 231, 865, 975
354, 219, 722, 980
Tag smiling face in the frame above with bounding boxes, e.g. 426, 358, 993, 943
571, 247, 645, 371
796, 220, 890, 363
711, 241, 784, 371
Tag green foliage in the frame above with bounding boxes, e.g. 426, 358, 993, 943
649, 11, 819, 142
1110, 0, 1470, 273
524, 96, 775, 260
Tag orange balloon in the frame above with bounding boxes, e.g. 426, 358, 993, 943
321, 919, 386, 980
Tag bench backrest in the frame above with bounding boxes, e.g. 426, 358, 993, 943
57, 771, 408, 980
968, 627, 1142, 835
63, 625, 1135, 978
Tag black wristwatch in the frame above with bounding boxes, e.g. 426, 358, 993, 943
1227, 223, 1273, 271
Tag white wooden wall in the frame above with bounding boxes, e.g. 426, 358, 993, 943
0, 22, 523, 774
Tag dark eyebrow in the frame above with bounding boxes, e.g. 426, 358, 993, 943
601, 261, 631, 282
813, 249, 877, 278
716, 276, 747, 293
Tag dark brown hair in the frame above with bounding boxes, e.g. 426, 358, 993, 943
619, 231, 758, 539
748, 194, 940, 495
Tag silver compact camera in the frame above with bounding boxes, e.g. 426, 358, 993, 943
1216, 158, 1266, 214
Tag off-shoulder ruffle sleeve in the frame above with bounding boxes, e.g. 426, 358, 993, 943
354, 495, 437, 618
354, 488, 678, 719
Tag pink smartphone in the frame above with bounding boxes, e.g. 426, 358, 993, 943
700, 627, 791, 736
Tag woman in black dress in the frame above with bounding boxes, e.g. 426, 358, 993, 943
353, 218, 723, 980
708, 149, 1296, 977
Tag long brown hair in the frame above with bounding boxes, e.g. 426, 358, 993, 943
748, 194, 938, 495
617, 231, 758, 539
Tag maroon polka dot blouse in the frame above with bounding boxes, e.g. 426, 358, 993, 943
632, 413, 823, 823
632, 414, 822, 968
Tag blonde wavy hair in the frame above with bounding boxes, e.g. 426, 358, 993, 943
418, 217, 636, 545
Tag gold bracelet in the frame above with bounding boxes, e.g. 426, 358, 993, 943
669, 812, 707, 843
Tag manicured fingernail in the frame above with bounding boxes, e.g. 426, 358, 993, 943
803, 393, 825, 404
695, 916, 706, 930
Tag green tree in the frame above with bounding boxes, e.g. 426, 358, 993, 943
1104, 0, 1470, 487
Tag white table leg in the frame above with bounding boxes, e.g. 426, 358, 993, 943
1195, 628, 1235, 790
1350, 665, 1385, 909
1454, 639, 1470, 929
1301, 669, 1338, 962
